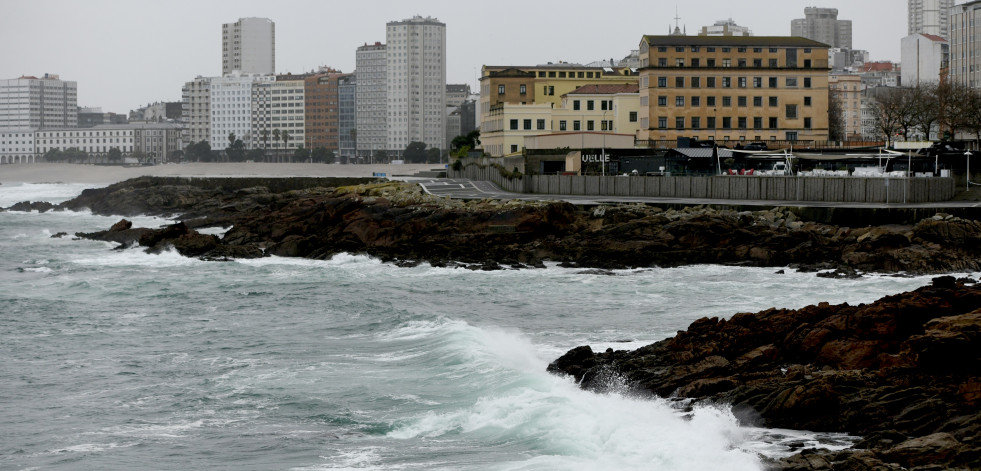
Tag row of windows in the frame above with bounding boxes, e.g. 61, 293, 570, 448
506, 113, 640, 132
653, 58, 814, 68
651, 95, 813, 108
652, 76, 812, 89
654, 46, 813, 54
571, 99, 614, 111
535, 70, 602, 79
654, 116, 812, 130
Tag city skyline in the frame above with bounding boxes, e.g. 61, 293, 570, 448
1, 0, 905, 113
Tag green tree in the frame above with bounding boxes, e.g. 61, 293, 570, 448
373, 150, 388, 164
403, 141, 427, 163
44, 148, 65, 162
63, 147, 88, 163
260, 129, 270, 151
311, 147, 335, 164
426, 147, 441, 163
228, 132, 236, 149
227, 139, 247, 162
107, 147, 123, 162
185, 140, 213, 162
293, 145, 311, 162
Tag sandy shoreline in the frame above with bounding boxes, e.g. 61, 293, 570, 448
0, 162, 441, 185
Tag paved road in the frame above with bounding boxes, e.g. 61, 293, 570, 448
408, 177, 981, 209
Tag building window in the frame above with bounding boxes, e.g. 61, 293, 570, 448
520, 84, 527, 94
676, 58, 685, 67
769, 48, 778, 53
786, 131, 798, 141
804, 77, 811, 88
804, 96, 812, 106
707, 58, 716, 67
537, 119, 546, 130
804, 117, 812, 129
786, 77, 798, 87
574, 120, 581, 131
769, 96, 778, 107
786, 105, 798, 119
560, 120, 567, 131
738, 77, 747, 88
587, 100, 595, 111
658, 96, 668, 106
753, 117, 763, 129
692, 96, 701, 106
753, 96, 762, 107
707, 96, 716, 107
691, 76, 701, 88
769, 117, 778, 129
675, 77, 685, 88
676, 117, 685, 129
658, 117, 667, 129
753, 77, 762, 88
691, 58, 700, 67
768, 77, 777, 88
587, 120, 594, 131
510, 119, 518, 130
738, 96, 747, 107
658, 77, 667, 87
707, 47, 716, 52
523, 119, 532, 130
707, 117, 716, 129
676, 96, 685, 106
578, 72, 585, 78
498, 85, 505, 94
658, 46, 667, 52
559, 71, 566, 78
707, 77, 716, 88
722, 58, 732, 68
722, 77, 732, 88
573, 100, 581, 110
738, 117, 747, 129
769, 59, 779, 68
692, 117, 701, 129
722, 117, 732, 129
722, 96, 732, 106
511, 144, 519, 153
658, 58, 667, 67
738, 59, 747, 68
804, 59, 812, 68
629, 111, 637, 122
722, 47, 731, 53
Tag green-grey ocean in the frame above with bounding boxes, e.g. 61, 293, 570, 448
0, 183, 950, 470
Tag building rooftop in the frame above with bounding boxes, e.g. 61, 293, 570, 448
919, 33, 948, 43
641, 35, 830, 48
566, 84, 640, 95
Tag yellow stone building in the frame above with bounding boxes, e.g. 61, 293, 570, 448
637, 35, 831, 144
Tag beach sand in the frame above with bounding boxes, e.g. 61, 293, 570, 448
0, 162, 442, 185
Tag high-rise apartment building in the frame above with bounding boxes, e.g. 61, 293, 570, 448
222, 18, 275, 76
699, 19, 753, 37
181, 76, 211, 147
0, 74, 77, 130
338, 74, 357, 160
385, 16, 446, 153
355, 42, 387, 159
908, 0, 954, 39
209, 72, 274, 150
949, 1, 981, 87
791, 7, 852, 49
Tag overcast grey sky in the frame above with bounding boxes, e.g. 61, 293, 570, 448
0, 0, 906, 113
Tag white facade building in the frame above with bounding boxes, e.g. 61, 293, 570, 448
901, 33, 949, 85
0, 74, 77, 130
385, 16, 446, 154
0, 130, 36, 163
222, 18, 275, 76
908, 0, 954, 39
356, 42, 387, 159
34, 123, 184, 163
209, 72, 274, 150
950, 1, 981, 87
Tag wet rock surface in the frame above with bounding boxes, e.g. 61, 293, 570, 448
548, 277, 981, 470
10, 176, 981, 273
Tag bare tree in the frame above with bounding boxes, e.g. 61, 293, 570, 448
955, 87, 981, 146
908, 83, 940, 141
828, 87, 846, 141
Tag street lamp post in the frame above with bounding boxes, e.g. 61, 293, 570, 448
966, 150, 973, 191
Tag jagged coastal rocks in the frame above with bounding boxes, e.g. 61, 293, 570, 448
8, 175, 981, 274
548, 277, 981, 470
7, 176, 981, 468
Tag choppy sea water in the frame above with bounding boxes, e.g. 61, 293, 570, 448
0, 182, 957, 470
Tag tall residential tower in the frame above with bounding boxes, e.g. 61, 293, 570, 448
908, 0, 955, 39
222, 18, 275, 76
0, 74, 77, 130
355, 42, 387, 160
791, 7, 852, 49
385, 16, 446, 154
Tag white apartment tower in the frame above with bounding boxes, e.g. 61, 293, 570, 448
222, 18, 275, 76
385, 16, 446, 153
181, 76, 211, 147
356, 42, 387, 159
908, 0, 955, 39
0, 74, 77, 130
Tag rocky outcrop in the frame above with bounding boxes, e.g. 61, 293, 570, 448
11, 176, 981, 273
548, 277, 981, 470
